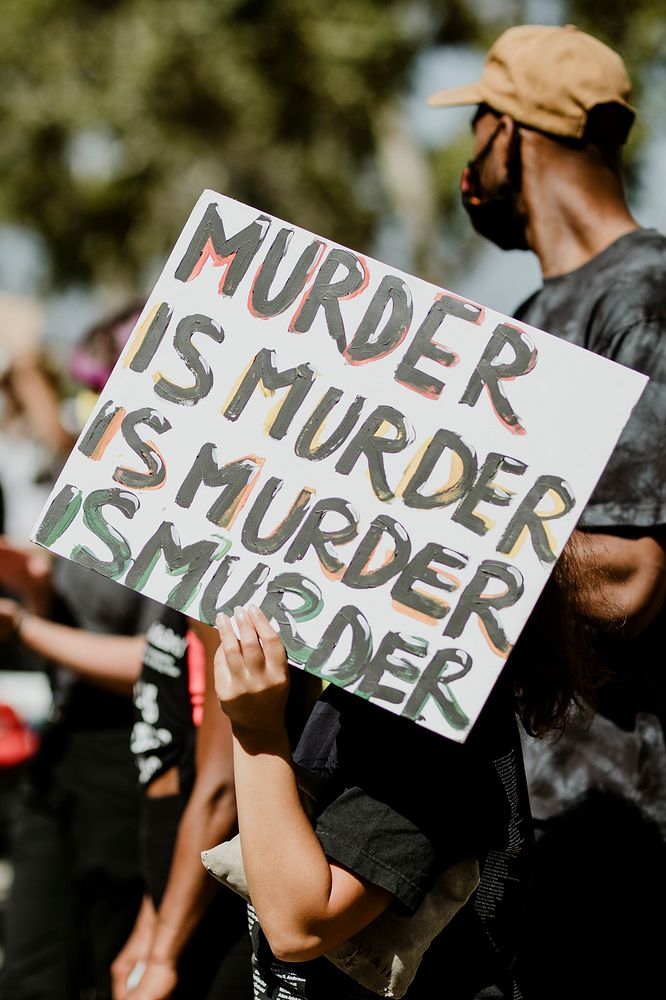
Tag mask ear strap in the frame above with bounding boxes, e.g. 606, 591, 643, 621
461, 119, 503, 204
470, 119, 504, 168
506, 124, 523, 193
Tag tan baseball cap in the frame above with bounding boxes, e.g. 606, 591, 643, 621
428, 24, 635, 141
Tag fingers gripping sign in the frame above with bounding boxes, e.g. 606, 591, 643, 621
214, 604, 290, 738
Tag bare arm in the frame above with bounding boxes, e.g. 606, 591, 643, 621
111, 895, 156, 1000
8, 353, 75, 455
215, 606, 391, 963
127, 619, 240, 1000
567, 528, 666, 635
0, 597, 144, 695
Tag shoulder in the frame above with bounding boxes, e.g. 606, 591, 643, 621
307, 681, 526, 906
592, 229, 666, 327
53, 556, 164, 634
145, 607, 188, 643
569, 230, 666, 366
141, 608, 189, 677
517, 228, 666, 336
514, 288, 540, 320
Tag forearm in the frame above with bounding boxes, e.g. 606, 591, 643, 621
18, 612, 144, 694
215, 606, 391, 961
9, 360, 74, 454
111, 895, 156, 1000
234, 728, 333, 951
146, 618, 242, 968
567, 529, 666, 634
233, 727, 388, 961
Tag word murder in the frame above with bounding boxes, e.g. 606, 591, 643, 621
36, 475, 520, 733
74, 334, 575, 567
152, 201, 538, 435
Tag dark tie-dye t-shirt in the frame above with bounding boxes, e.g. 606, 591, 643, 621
514, 228, 666, 529
516, 230, 666, 809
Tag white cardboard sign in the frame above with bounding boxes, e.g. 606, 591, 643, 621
31, 190, 647, 742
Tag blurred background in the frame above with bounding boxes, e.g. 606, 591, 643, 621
0, 0, 664, 935
1, 0, 665, 348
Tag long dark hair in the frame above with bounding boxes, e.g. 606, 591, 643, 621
509, 536, 614, 738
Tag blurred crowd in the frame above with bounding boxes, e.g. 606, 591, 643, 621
0, 294, 141, 945
0, 295, 152, 675
0, 17, 663, 1000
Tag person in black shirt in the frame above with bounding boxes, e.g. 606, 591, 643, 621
113, 607, 251, 1000
0, 302, 160, 1000
211, 579, 639, 1000
0, 555, 161, 1000
428, 23, 666, 998
213, 605, 529, 1000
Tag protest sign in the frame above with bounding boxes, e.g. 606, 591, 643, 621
30, 190, 647, 742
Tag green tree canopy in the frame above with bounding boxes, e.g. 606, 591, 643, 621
0, 0, 663, 294
0, 0, 433, 290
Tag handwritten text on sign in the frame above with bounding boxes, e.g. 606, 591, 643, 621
31, 191, 646, 742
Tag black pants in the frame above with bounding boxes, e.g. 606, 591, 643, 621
140, 794, 252, 1000
0, 726, 144, 1000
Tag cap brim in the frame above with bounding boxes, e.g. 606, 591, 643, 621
427, 82, 484, 108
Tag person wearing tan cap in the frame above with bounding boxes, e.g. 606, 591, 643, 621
430, 23, 666, 1000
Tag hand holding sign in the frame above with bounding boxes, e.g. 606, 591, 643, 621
214, 605, 291, 743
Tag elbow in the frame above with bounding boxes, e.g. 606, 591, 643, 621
620, 578, 666, 637
622, 600, 661, 638
207, 783, 238, 829
190, 780, 237, 837
261, 923, 328, 963
268, 937, 326, 964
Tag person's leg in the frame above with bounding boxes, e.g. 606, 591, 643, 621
140, 795, 253, 999
0, 780, 78, 1000
67, 730, 144, 1000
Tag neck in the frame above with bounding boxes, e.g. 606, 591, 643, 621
521, 138, 640, 279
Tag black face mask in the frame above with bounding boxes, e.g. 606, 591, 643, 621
461, 120, 529, 251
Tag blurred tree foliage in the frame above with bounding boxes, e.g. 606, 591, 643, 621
0, 0, 663, 293
0, 0, 436, 290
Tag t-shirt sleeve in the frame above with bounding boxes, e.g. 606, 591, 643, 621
315, 784, 439, 913
583, 314, 666, 528
295, 681, 518, 916
304, 689, 506, 915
